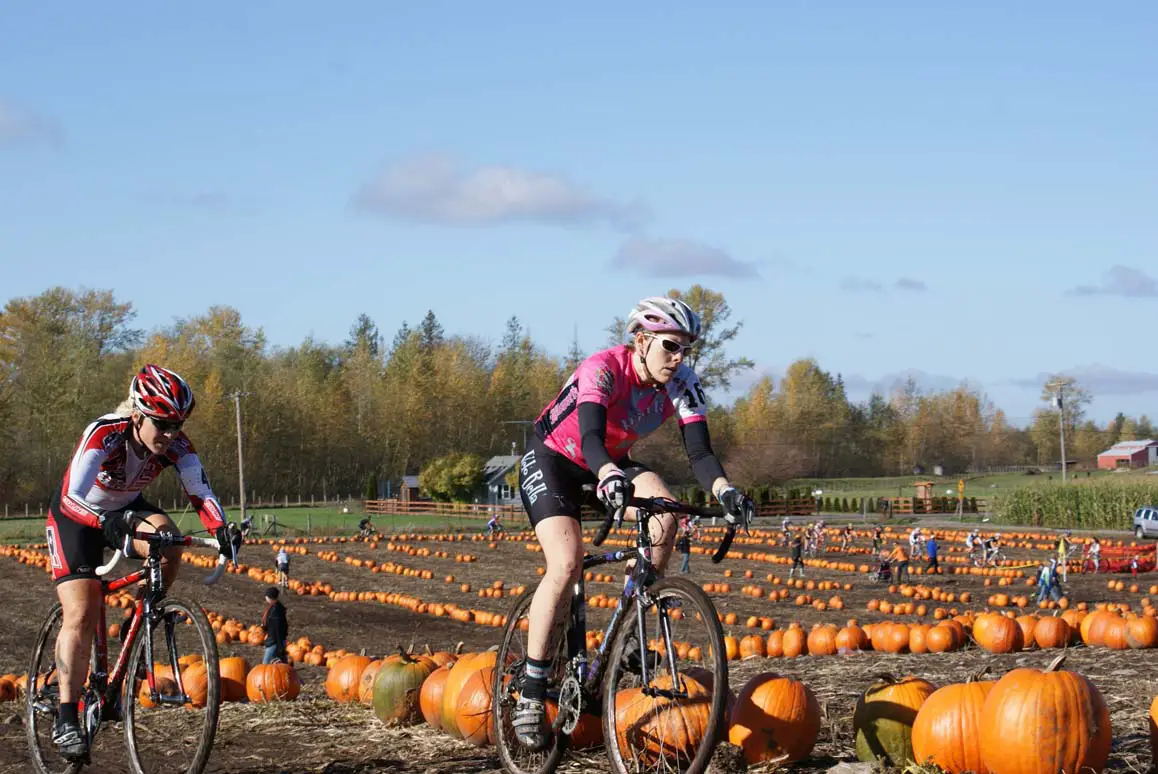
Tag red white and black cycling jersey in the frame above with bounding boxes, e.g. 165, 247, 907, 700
46, 414, 225, 582
56, 414, 225, 531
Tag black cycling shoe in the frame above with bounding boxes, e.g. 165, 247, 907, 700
52, 717, 88, 761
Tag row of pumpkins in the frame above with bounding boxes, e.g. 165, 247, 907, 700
324, 643, 1138, 774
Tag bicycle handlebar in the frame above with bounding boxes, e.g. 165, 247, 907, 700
96, 532, 228, 585
589, 494, 742, 564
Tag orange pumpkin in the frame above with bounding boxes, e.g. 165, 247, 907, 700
978, 656, 1111, 774
805, 626, 837, 657
1033, 616, 1070, 650
729, 673, 820, 764
325, 654, 372, 703
245, 662, 301, 702
441, 651, 499, 738
219, 656, 249, 703
1127, 616, 1158, 649
419, 664, 452, 729
614, 673, 712, 768
455, 666, 498, 746
911, 678, 995, 773
973, 613, 1023, 654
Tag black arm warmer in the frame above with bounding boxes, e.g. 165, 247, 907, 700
578, 402, 617, 476
680, 421, 726, 492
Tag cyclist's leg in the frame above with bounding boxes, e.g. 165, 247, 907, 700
45, 503, 104, 755
624, 468, 679, 573
129, 504, 183, 589
54, 578, 102, 706
514, 439, 586, 749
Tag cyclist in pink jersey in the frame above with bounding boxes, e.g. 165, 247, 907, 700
513, 296, 754, 749
44, 364, 238, 761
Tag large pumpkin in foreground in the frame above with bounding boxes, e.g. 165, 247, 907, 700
371, 652, 437, 725
440, 651, 499, 738
728, 673, 820, 764
613, 673, 713, 767
910, 679, 995, 773
978, 658, 1110, 774
854, 675, 936, 766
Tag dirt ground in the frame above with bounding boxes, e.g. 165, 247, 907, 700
1, 522, 1156, 773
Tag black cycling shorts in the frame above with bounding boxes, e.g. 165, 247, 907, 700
46, 492, 166, 584
518, 434, 651, 528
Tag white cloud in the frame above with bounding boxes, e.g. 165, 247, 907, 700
1010, 365, 1158, 395
611, 236, 759, 278
840, 276, 929, 293
353, 153, 645, 229
839, 277, 884, 293
895, 277, 928, 292
1069, 266, 1158, 299
0, 101, 62, 147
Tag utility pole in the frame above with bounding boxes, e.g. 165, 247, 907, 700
227, 391, 251, 522
1051, 383, 1068, 483
501, 420, 534, 453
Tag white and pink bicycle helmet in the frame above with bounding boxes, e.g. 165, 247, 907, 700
626, 296, 701, 341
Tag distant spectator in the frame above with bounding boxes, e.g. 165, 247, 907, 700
276, 546, 290, 588
925, 534, 939, 573
262, 587, 288, 664
888, 542, 910, 583
872, 525, 884, 554
1087, 537, 1102, 574
676, 529, 692, 574
789, 536, 806, 578
1035, 560, 1063, 604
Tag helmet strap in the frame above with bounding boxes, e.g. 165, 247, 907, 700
636, 337, 661, 387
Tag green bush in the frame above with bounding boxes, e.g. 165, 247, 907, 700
418, 452, 485, 502
992, 480, 1158, 529
364, 472, 377, 501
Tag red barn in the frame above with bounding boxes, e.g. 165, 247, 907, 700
1097, 440, 1158, 470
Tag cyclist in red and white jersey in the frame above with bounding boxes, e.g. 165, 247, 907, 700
513, 296, 753, 749
45, 364, 237, 760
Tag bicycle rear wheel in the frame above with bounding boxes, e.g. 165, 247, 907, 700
492, 584, 569, 774
25, 603, 84, 774
602, 576, 727, 774
122, 598, 220, 774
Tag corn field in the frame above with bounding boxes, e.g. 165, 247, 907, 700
992, 478, 1158, 529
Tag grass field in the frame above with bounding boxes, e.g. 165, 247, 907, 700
0, 504, 496, 544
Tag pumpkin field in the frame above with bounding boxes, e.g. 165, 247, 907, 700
1, 521, 1157, 773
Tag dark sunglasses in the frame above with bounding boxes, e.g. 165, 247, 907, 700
150, 416, 184, 433
652, 335, 693, 356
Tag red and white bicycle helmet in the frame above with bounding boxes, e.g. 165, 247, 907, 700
130, 364, 196, 421
626, 296, 701, 341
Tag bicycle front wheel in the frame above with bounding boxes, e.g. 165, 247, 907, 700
602, 576, 727, 774
122, 598, 220, 774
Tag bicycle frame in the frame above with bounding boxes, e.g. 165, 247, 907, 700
553, 501, 719, 718
83, 532, 225, 728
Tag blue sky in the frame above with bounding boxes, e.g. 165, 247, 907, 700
2, 1, 1155, 425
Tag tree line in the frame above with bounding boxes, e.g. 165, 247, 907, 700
0, 286, 1152, 508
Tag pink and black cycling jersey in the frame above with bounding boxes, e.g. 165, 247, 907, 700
56, 414, 226, 533
533, 345, 708, 471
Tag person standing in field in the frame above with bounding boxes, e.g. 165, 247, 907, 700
788, 535, 806, 578
261, 587, 288, 663
276, 546, 290, 588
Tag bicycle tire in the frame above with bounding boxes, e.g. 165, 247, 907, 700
601, 576, 727, 774
122, 598, 220, 774
492, 584, 568, 774
25, 602, 83, 774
